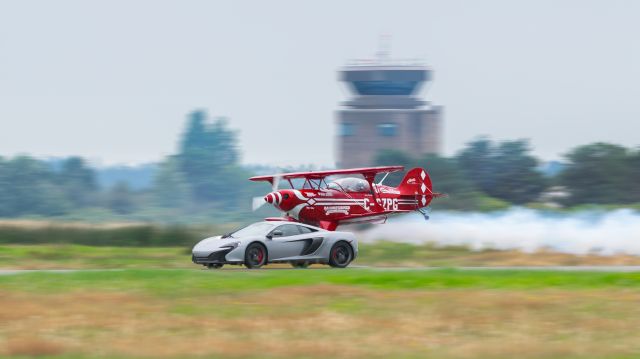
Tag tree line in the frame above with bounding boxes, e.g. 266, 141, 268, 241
375, 139, 640, 210
0, 110, 263, 220
0, 111, 638, 219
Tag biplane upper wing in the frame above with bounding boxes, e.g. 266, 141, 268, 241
249, 166, 404, 184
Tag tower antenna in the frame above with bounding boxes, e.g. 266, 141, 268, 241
376, 34, 392, 64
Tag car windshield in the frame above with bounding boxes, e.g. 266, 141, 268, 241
325, 177, 371, 193
229, 222, 274, 238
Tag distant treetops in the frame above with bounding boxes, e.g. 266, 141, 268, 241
0, 111, 637, 218
375, 138, 640, 209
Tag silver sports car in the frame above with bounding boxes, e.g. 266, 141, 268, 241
192, 221, 358, 269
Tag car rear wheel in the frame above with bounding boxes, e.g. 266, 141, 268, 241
245, 243, 267, 269
328, 242, 353, 268
290, 261, 309, 269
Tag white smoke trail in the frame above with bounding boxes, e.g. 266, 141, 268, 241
359, 208, 640, 255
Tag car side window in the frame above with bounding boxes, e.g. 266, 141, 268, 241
273, 224, 300, 237
297, 226, 316, 234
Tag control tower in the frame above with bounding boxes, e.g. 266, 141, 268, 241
336, 52, 442, 168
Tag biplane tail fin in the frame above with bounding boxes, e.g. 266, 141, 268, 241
397, 168, 437, 207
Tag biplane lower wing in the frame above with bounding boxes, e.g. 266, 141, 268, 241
311, 209, 416, 231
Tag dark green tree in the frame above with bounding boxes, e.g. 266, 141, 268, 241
456, 138, 546, 204
0, 156, 69, 216
152, 157, 190, 208
178, 110, 241, 203
456, 137, 495, 193
0, 157, 8, 216
630, 147, 640, 203
491, 141, 547, 204
107, 182, 135, 214
559, 143, 633, 205
57, 157, 98, 207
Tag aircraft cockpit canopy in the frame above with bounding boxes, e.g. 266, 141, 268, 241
325, 177, 371, 193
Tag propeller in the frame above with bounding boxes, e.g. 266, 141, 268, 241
252, 175, 281, 211
271, 175, 280, 192
252, 197, 266, 211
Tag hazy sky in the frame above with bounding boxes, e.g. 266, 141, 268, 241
1, 0, 639, 166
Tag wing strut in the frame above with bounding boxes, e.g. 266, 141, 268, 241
364, 173, 381, 210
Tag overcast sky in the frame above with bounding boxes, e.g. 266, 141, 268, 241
1, 0, 638, 166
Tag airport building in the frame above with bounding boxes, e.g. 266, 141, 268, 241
336, 56, 443, 168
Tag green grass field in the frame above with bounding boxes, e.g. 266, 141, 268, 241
3, 268, 640, 292
2, 268, 640, 358
3, 220, 640, 359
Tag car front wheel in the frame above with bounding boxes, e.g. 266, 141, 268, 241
328, 242, 353, 268
245, 243, 267, 269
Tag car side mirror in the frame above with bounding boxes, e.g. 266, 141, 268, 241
267, 230, 283, 239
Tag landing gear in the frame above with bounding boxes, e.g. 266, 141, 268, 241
417, 208, 430, 221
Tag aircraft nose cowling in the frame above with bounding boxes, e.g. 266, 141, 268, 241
264, 193, 274, 204
265, 192, 282, 207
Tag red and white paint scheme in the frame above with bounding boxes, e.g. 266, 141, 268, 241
250, 166, 444, 231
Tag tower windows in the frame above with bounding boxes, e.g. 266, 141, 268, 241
377, 123, 397, 137
340, 122, 355, 136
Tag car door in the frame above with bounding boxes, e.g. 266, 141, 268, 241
295, 225, 325, 257
266, 224, 308, 260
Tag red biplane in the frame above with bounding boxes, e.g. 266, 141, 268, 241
250, 166, 444, 231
